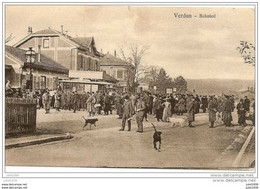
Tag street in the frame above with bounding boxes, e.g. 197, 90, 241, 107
5, 109, 251, 168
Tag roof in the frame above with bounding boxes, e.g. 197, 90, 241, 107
34, 28, 59, 35
5, 45, 69, 74
14, 28, 95, 51
103, 72, 118, 83
70, 37, 93, 48
100, 54, 134, 67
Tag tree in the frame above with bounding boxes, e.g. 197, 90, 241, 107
174, 76, 187, 94
237, 41, 255, 66
119, 44, 150, 92
149, 68, 173, 94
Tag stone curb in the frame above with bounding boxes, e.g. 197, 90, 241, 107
5, 133, 73, 150
214, 126, 253, 164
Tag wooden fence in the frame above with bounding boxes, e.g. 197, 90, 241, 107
5, 98, 37, 136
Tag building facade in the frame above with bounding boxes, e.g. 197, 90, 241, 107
5, 45, 68, 90
13, 27, 117, 92
100, 52, 135, 93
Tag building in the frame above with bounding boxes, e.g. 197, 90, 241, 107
5, 45, 68, 90
100, 52, 135, 92
238, 87, 255, 100
13, 27, 117, 92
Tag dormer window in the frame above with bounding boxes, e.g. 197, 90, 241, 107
43, 38, 49, 48
89, 47, 92, 53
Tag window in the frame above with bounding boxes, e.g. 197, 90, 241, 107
117, 70, 123, 79
46, 78, 50, 89
43, 38, 49, 48
33, 76, 37, 90
40, 76, 46, 89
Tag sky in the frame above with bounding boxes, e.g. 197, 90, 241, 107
5, 5, 255, 80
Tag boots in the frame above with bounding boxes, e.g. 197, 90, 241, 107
209, 121, 214, 128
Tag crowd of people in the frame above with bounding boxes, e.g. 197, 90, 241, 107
6, 80, 255, 132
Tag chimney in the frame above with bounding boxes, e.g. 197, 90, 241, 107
28, 26, 32, 35
107, 51, 109, 54
38, 45, 41, 62
101, 49, 103, 53
61, 25, 64, 34
114, 50, 116, 57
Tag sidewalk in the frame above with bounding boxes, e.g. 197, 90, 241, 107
5, 133, 73, 149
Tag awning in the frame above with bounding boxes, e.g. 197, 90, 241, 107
59, 79, 113, 85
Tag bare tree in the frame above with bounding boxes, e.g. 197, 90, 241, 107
237, 41, 255, 66
119, 44, 150, 92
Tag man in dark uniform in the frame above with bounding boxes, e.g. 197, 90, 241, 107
236, 99, 246, 126
244, 96, 251, 112
222, 95, 233, 127
71, 91, 78, 113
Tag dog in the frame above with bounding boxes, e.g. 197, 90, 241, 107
151, 123, 162, 152
170, 117, 188, 127
82, 116, 98, 130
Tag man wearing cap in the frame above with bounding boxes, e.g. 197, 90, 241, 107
119, 95, 134, 131
136, 94, 146, 133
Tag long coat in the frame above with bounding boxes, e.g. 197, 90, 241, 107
186, 100, 195, 122
122, 100, 134, 118
178, 98, 186, 113
208, 99, 217, 122
54, 94, 61, 108
116, 96, 124, 116
86, 95, 96, 113
222, 99, 233, 124
42, 93, 50, 110
236, 102, 246, 125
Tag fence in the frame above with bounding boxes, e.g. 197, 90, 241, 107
5, 98, 37, 136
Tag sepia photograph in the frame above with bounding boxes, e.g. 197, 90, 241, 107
3, 3, 256, 175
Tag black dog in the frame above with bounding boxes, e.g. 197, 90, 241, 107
82, 116, 98, 130
151, 123, 162, 152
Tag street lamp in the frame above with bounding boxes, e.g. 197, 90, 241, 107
25, 47, 36, 91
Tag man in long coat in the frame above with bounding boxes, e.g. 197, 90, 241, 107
208, 96, 217, 128
119, 95, 134, 131
86, 93, 96, 116
222, 96, 233, 127
236, 99, 246, 126
244, 96, 251, 112
186, 96, 195, 127
178, 96, 186, 115
115, 94, 123, 119
136, 95, 146, 133
42, 90, 51, 114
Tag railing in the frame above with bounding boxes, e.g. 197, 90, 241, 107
5, 98, 37, 136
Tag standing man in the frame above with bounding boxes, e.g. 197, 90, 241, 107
71, 91, 78, 113
42, 89, 51, 114
186, 96, 195, 127
136, 95, 147, 133
208, 96, 217, 128
222, 95, 233, 127
244, 96, 251, 112
119, 95, 134, 131
236, 99, 246, 126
